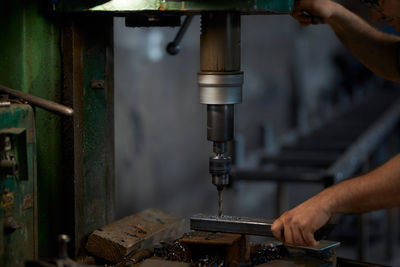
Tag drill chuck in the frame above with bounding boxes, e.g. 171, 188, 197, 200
210, 155, 231, 188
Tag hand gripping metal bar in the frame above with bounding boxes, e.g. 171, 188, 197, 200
190, 214, 334, 241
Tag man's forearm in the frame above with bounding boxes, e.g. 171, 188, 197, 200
318, 154, 400, 214
326, 3, 400, 81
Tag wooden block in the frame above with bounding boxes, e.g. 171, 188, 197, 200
225, 235, 249, 264
86, 209, 185, 263
180, 231, 242, 246
180, 231, 250, 264
237, 235, 250, 262
115, 249, 152, 267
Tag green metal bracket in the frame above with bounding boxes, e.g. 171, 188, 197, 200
0, 104, 37, 266
0, 2, 63, 257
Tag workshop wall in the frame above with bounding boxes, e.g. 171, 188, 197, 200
114, 15, 344, 221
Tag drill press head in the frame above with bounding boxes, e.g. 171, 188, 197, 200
198, 12, 242, 216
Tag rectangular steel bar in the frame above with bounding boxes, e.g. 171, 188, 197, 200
285, 240, 341, 253
190, 214, 334, 241
191, 214, 274, 237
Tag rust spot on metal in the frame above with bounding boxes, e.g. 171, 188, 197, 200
1, 191, 14, 217
1, 191, 14, 209
23, 194, 33, 209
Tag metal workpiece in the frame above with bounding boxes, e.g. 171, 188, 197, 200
190, 214, 335, 242
285, 240, 341, 253
200, 13, 241, 72
198, 73, 243, 104
191, 214, 274, 237
0, 85, 74, 117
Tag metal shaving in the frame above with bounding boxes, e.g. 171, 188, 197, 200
154, 240, 188, 262
251, 243, 288, 265
191, 255, 224, 267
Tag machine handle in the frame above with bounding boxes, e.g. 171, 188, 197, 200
0, 84, 73, 117
166, 15, 194, 55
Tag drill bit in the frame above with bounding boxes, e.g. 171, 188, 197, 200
217, 187, 223, 216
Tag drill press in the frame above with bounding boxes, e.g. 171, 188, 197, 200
198, 12, 243, 216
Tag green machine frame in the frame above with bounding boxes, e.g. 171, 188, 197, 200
0, 105, 37, 266
0, 1, 114, 260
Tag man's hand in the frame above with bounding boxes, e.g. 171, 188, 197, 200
271, 196, 332, 246
292, 0, 340, 26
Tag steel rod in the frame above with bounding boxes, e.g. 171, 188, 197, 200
0, 85, 74, 116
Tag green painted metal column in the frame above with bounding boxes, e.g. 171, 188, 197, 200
0, 1, 63, 258
61, 15, 115, 255
0, 0, 115, 259
0, 105, 37, 266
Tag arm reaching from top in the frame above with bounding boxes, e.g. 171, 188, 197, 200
292, 0, 400, 81
271, 154, 400, 246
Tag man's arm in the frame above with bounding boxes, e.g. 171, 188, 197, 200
292, 0, 400, 81
271, 154, 400, 246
